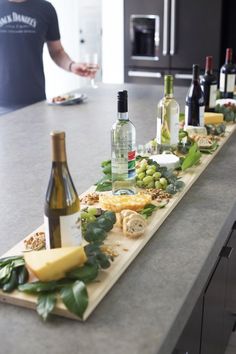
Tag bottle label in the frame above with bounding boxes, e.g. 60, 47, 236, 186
209, 84, 217, 108
220, 73, 236, 93
169, 110, 179, 145
199, 106, 205, 127
184, 105, 205, 126
184, 106, 189, 127
44, 211, 82, 248
156, 117, 162, 144
128, 150, 136, 178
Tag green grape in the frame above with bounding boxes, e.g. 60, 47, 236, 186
153, 172, 162, 180
146, 181, 155, 189
87, 215, 96, 223
136, 180, 144, 188
136, 167, 144, 174
87, 207, 97, 216
81, 211, 89, 220
138, 172, 145, 180
149, 164, 157, 172
160, 177, 167, 187
155, 181, 162, 189
140, 160, 148, 169
146, 168, 155, 176
143, 175, 154, 185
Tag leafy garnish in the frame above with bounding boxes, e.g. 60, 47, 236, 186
139, 204, 158, 219
181, 143, 202, 171
60, 281, 88, 319
36, 293, 57, 321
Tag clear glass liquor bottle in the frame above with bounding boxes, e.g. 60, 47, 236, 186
157, 75, 180, 152
111, 90, 136, 195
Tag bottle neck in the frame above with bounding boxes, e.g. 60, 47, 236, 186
192, 65, 199, 83
117, 112, 128, 120
51, 136, 67, 162
164, 75, 174, 97
225, 48, 233, 64
205, 56, 213, 75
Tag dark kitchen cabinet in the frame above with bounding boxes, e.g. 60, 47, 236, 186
173, 222, 236, 354
173, 296, 202, 354
124, 0, 224, 85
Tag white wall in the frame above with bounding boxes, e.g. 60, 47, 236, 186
102, 0, 124, 83
43, 0, 80, 99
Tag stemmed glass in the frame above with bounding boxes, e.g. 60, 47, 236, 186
84, 53, 99, 89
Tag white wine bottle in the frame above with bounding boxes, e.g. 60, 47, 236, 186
111, 90, 136, 195
44, 131, 82, 249
157, 75, 180, 151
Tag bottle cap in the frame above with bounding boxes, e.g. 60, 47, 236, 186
50, 131, 66, 162
117, 90, 128, 113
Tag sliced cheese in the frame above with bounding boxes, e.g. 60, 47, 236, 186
24, 246, 87, 281
204, 112, 224, 125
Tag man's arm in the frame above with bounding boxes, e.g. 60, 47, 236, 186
47, 40, 92, 76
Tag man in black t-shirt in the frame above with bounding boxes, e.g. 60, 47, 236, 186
0, 0, 93, 108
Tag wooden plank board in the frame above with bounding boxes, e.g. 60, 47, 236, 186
0, 124, 235, 321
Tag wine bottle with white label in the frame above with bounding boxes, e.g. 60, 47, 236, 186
111, 90, 136, 195
185, 64, 205, 127
44, 131, 82, 249
157, 75, 179, 152
200, 56, 218, 112
220, 48, 236, 99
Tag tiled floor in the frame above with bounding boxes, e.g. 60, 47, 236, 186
225, 331, 236, 354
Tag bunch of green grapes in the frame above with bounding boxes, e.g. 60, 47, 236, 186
81, 207, 98, 235
136, 159, 168, 189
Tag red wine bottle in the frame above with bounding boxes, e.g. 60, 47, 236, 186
219, 48, 236, 99
200, 56, 217, 112
185, 64, 205, 127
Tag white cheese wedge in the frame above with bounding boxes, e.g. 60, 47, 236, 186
24, 246, 87, 282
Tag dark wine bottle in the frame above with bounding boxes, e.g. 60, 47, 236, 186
219, 48, 236, 99
185, 64, 205, 127
200, 56, 218, 112
44, 131, 81, 249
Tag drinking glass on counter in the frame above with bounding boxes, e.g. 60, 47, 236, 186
84, 53, 99, 89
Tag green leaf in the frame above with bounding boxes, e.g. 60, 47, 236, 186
11, 258, 25, 268
0, 264, 12, 281
95, 180, 112, 192
60, 281, 88, 319
67, 263, 99, 283
2, 269, 19, 293
18, 280, 71, 294
84, 223, 107, 243
181, 143, 202, 171
36, 293, 57, 321
139, 203, 158, 219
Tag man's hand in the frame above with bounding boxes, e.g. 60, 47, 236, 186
47, 40, 99, 78
70, 62, 99, 78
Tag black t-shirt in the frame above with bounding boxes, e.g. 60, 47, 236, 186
0, 0, 60, 106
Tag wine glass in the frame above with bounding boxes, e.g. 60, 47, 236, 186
84, 53, 99, 89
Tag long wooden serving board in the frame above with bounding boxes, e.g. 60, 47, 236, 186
0, 124, 235, 321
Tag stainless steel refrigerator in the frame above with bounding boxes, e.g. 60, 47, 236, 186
124, 0, 223, 85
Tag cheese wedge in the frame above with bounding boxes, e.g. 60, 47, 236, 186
24, 246, 87, 282
204, 112, 224, 125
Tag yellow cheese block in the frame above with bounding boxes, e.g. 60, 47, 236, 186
24, 246, 87, 281
204, 112, 224, 125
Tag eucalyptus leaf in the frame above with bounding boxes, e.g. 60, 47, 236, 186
60, 281, 88, 319
37, 293, 57, 321
0, 264, 12, 281
18, 280, 71, 294
67, 263, 99, 283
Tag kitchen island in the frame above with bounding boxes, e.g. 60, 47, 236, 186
0, 83, 235, 354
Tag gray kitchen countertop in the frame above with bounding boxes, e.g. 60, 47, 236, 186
0, 83, 236, 354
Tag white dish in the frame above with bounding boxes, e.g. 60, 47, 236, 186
215, 98, 236, 106
150, 153, 180, 170
48, 93, 87, 106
